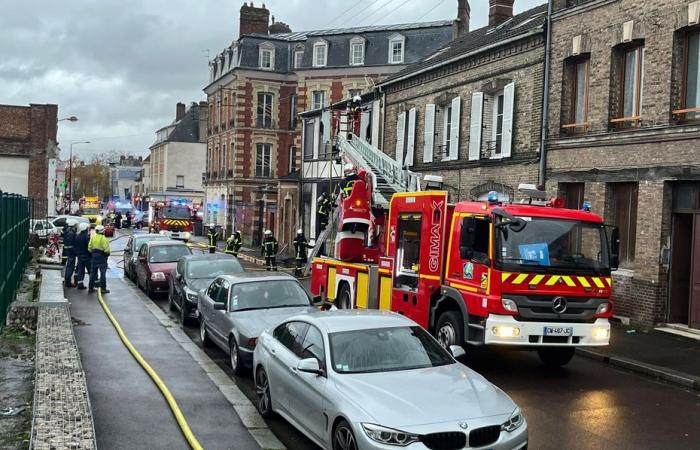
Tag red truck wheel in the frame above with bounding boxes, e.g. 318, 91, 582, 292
435, 311, 464, 349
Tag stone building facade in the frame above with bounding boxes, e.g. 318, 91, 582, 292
378, 1, 547, 203
546, 0, 700, 329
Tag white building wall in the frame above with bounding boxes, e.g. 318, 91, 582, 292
0, 156, 29, 196
165, 142, 205, 191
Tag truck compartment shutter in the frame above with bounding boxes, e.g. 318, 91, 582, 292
405, 108, 417, 167
468, 92, 483, 161
395, 111, 406, 165
501, 82, 515, 158
423, 103, 435, 163
449, 96, 461, 161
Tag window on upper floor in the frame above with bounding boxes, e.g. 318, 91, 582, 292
673, 29, 700, 122
561, 56, 590, 134
294, 49, 304, 69
176, 176, 184, 189
349, 37, 365, 65
259, 45, 275, 70
388, 34, 405, 64
467, 83, 515, 161
289, 145, 297, 173
290, 94, 298, 129
312, 91, 326, 110
257, 92, 274, 128
313, 41, 328, 67
255, 143, 272, 178
610, 43, 644, 129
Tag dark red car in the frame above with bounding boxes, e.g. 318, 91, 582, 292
135, 240, 192, 297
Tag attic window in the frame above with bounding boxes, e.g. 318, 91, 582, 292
313, 40, 328, 67
388, 34, 405, 64
349, 36, 365, 65
259, 43, 275, 70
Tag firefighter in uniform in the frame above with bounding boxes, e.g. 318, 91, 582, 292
341, 163, 361, 198
261, 230, 279, 271
317, 192, 330, 231
293, 229, 310, 277
207, 224, 219, 254
63, 219, 77, 287
225, 230, 242, 257
74, 222, 90, 290
88, 225, 110, 294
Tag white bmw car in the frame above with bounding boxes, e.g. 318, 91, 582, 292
253, 310, 528, 450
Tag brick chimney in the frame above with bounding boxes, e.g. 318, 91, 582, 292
452, 0, 471, 39
240, 2, 270, 37
489, 0, 514, 27
176, 102, 186, 121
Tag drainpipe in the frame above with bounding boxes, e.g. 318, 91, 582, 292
538, 0, 553, 189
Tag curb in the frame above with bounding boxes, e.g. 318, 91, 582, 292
576, 348, 700, 391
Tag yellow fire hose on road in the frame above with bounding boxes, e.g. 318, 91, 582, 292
96, 288, 204, 450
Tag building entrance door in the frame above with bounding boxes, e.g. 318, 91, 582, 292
690, 215, 700, 329
670, 182, 700, 329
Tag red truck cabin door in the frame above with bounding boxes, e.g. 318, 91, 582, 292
387, 192, 448, 329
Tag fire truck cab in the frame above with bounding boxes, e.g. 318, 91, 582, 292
151, 201, 193, 241
311, 187, 619, 366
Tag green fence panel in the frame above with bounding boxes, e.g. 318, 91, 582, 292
0, 191, 31, 331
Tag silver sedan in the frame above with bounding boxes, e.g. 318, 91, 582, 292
198, 272, 318, 375
253, 311, 527, 450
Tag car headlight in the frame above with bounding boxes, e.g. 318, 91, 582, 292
185, 290, 198, 302
183, 232, 191, 239
502, 298, 518, 313
362, 423, 419, 447
151, 272, 166, 281
501, 407, 524, 432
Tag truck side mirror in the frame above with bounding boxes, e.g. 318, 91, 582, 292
610, 227, 620, 271
459, 217, 476, 259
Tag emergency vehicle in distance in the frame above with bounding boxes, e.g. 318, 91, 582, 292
311, 178, 620, 367
80, 196, 103, 225
150, 200, 194, 241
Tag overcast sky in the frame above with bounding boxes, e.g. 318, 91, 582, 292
0, 0, 545, 159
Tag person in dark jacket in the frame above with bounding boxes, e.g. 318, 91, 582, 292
261, 230, 279, 271
317, 192, 330, 231
115, 211, 123, 229
207, 224, 219, 254
225, 230, 242, 257
293, 229, 311, 277
88, 225, 111, 294
74, 222, 91, 290
63, 219, 77, 287
124, 211, 132, 229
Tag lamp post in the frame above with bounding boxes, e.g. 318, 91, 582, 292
68, 141, 91, 212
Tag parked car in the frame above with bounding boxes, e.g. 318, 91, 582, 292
198, 273, 317, 375
135, 240, 192, 297
49, 215, 90, 235
29, 219, 60, 241
123, 233, 170, 281
253, 311, 528, 450
169, 254, 244, 325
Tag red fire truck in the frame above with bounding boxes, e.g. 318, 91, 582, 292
311, 184, 619, 366
150, 201, 194, 241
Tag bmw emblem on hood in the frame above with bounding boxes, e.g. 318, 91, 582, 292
458, 421, 468, 430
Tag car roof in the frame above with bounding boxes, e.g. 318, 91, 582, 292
133, 234, 170, 240
146, 240, 189, 247
53, 215, 89, 222
181, 253, 237, 262
218, 272, 296, 283
290, 310, 416, 334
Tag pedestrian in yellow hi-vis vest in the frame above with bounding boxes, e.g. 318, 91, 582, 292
207, 224, 219, 254
261, 230, 279, 271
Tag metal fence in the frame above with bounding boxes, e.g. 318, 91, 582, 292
0, 191, 31, 330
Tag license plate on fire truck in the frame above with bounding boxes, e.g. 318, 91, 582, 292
543, 326, 573, 337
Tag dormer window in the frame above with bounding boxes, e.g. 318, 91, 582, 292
388, 34, 405, 64
259, 43, 275, 70
294, 49, 304, 69
349, 36, 365, 66
313, 40, 328, 67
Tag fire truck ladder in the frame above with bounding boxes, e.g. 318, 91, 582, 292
303, 206, 340, 276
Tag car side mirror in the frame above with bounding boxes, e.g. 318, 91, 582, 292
297, 358, 323, 375
138, 256, 146, 262
213, 302, 227, 310
449, 345, 466, 359
610, 227, 620, 271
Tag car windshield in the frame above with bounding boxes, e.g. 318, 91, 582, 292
497, 217, 610, 274
230, 280, 310, 311
163, 207, 190, 219
149, 245, 191, 263
187, 259, 243, 279
330, 326, 453, 374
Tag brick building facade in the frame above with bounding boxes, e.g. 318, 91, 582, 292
545, 0, 700, 329
0, 104, 58, 213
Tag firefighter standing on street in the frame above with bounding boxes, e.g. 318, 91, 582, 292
261, 230, 279, 271
74, 222, 90, 290
63, 219, 77, 287
293, 229, 311, 277
207, 224, 219, 254
225, 230, 242, 257
88, 225, 110, 294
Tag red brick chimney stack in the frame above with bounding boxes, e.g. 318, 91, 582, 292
240, 2, 270, 37
452, 0, 471, 39
489, 0, 515, 27
176, 102, 186, 121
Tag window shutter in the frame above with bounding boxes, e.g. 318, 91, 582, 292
423, 104, 436, 163
501, 82, 515, 158
371, 100, 381, 145
405, 108, 417, 167
468, 92, 483, 161
395, 112, 406, 165
449, 96, 461, 161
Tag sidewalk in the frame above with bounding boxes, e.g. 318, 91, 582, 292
577, 322, 700, 390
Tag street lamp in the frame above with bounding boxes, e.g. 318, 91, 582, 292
58, 116, 79, 122
68, 141, 91, 211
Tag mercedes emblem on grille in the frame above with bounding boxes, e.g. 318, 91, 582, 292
458, 421, 468, 430
552, 297, 568, 314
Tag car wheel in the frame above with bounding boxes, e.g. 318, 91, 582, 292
229, 338, 243, 376
199, 318, 212, 347
336, 283, 352, 309
255, 367, 273, 418
435, 311, 464, 349
537, 347, 575, 367
333, 420, 357, 450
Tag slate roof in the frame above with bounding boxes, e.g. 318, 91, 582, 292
165, 104, 202, 143
378, 5, 548, 87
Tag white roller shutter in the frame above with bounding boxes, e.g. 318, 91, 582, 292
423, 104, 435, 163
405, 108, 416, 167
449, 96, 461, 161
395, 111, 406, 164
468, 92, 483, 161
501, 82, 515, 158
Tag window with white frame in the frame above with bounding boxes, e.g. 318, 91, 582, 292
349, 37, 365, 65
257, 92, 274, 128
289, 145, 297, 173
294, 49, 304, 69
313, 41, 328, 67
256, 143, 272, 177
259, 44, 275, 70
388, 34, 405, 64
440, 105, 452, 160
312, 91, 326, 110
